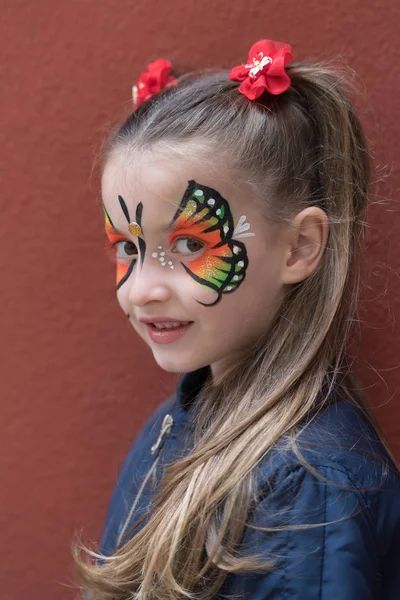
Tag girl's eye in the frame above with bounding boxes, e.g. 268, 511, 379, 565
106, 240, 138, 262
172, 237, 205, 255
104, 238, 138, 265
115, 240, 138, 260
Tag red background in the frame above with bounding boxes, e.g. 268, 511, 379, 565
1, 1, 399, 597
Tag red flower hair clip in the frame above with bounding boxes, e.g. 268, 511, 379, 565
132, 58, 178, 109
229, 39, 293, 100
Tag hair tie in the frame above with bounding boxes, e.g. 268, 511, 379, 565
229, 39, 293, 100
132, 58, 178, 109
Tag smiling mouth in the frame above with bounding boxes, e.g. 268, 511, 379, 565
144, 321, 194, 345
150, 321, 193, 329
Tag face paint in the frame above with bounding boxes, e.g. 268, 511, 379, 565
118, 196, 146, 266
168, 180, 255, 306
103, 204, 138, 290
151, 245, 175, 269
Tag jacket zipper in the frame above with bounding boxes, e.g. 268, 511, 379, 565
116, 413, 174, 547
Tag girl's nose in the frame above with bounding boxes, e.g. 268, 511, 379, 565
127, 260, 172, 307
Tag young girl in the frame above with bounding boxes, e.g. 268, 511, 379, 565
75, 39, 400, 599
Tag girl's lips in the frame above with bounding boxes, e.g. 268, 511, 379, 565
139, 316, 191, 324
145, 322, 194, 345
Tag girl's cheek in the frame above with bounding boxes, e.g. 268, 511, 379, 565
116, 262, 129, 288
116, 284, 129, 312
113, 259, 221, 309
177, 271, 221, 306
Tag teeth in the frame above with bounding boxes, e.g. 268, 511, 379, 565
153, 321, 190, 329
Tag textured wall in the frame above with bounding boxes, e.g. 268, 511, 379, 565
1, 0, 399, 597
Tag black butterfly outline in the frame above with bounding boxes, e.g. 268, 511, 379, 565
168, 180, 250, 307
103, 198, 145, 290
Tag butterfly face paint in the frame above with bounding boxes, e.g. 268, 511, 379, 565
118, 196, 146, 266
152, 245, 175, 269
103, 197, 146, 290
103, 204, 137, 289
168, 180, 255, 306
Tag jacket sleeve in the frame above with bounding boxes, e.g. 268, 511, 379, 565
221, 461, 382, 600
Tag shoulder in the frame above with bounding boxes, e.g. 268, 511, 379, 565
231, 400, 400, 598
263, 397, 399, 486
254, 398, 400, 559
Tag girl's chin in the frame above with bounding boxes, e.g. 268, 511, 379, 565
153, 357, 202, 374
151, 350, 210, 374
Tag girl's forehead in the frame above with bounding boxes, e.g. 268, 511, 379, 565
101, 149, 257, 230
102, 151, 188, 209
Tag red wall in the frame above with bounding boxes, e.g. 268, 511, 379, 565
1, 1, 399, 597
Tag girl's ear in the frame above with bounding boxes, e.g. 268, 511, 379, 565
281, 207, 329, 285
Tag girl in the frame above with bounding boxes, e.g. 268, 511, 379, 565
74, 39, 400, 599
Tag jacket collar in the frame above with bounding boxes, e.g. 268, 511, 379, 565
176, 365, 211, 410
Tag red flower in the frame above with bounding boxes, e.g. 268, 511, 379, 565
229, 40, 293, 100
132, 58, 177, 108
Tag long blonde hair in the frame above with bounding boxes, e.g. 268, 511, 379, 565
74, 62, 389, 599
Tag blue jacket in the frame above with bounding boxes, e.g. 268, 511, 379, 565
100, 366, 400, 598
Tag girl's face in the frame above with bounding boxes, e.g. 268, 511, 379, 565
101, 146, 289, 377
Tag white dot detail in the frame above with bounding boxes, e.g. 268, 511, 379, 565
233, 275, 239, 281
168, 261, 173, 265
157, 245, 163, 250
159, 257, 164, 262
233, 246, 240, 254
223, 225, 229, 234
238, 261, 244, 267
152, 252, 158, 258
208, 198, 215, 206
216, 209, 221, 216
194, 189, 203, 196
160, 252, 165, 256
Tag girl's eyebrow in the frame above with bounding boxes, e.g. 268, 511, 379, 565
106, 220, 175, 238
105, 223, 126, 236
160, 221, 177, 234
103, 202, 179, 236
